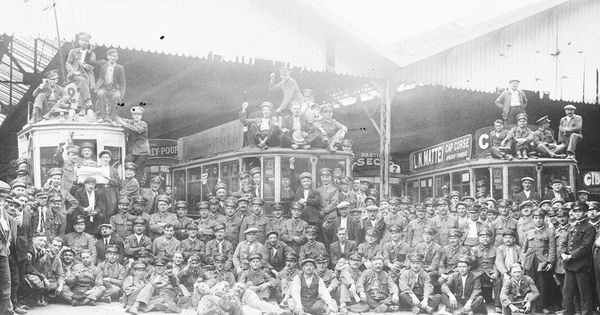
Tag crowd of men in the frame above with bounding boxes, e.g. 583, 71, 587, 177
2, 30, 595, 315
1, 151, 599, 315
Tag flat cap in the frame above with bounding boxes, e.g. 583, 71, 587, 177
251, 197, 264, 206
564, 104, 576, 110
175, 200, 188, 208
300, 258, 317, 267
124, 162, 137, 170
48, 167, 63, 177
290, 201, 303, 210
248, 253, 262, 261
409, 253, 424, 262
213, 223, 226, 232
449, 191, 461, 198
319, 168, 332, 176
155, 194, 170, 204
521, 177, 534, 182
83, 177, 96, 184
249, 167, 261, 175
244, 227, 259, 234
285, 253, 299, 261
516, 113, 528, 121
448, 229, 463, 238
365, 205, 379, 212
271, 202, 283, 211
266, 230, 279, 238
461, 196, 475, 202
132, 217, 146, 226
478, 228, 493, 236
337, 201, 351, 209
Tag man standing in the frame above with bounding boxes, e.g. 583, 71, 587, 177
239, 197, 269, 244
561, 201, 596, 315
141, 177, 164, 214
73, 177, 105, 233
280, 202, 308, 254
148, 195, 178, 240
94, 48, 126, 123
120, 162, 140, 198
117, 106, 150, 183
432, 198, 459, 246
151, 223, 180, 260
558, 104, 583, 160
232, 228, 263, 275
315, 168, 339, 246
495, 79, 528, 125
513, 177, 539, 205
490, 199, 519, 246
123, 218, 152, 261
64, 215, 97, 263
0, 190, 18, 315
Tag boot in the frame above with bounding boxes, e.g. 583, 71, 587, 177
29, 107, 42, 124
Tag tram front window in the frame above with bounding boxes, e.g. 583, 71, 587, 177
318, 159, 347, 186
407, 180, 419, 202
434, 174, 450, 198
420, 177, 433, 201
491, 167, 503, 200
474, 168, 491, 199
220, 160, 240, 194
186, 167, 203, 216
281, 157, 310, 216
39, 147, 60, 185
507, 167, 536, 199
541, 166, 570, 199
173, 169, 186, 201
451, 170, 470, 198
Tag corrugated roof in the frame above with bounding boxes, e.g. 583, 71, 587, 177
0, 35, 59, 115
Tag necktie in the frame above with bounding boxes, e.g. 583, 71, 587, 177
105, 238, 109, 246
37, 207, 45, 234
218, 242, 223, 253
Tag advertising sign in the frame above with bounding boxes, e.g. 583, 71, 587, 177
178, 120, 244, 161
149, 139, 178, 164
409, 135, 472, 172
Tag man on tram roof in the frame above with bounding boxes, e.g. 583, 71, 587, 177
30, 69, 67, 124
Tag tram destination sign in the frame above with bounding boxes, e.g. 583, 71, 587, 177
409, 134, 472, 172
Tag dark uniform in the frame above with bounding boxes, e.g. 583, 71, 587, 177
471, 228, 501, 309
239, 197, 269, 244
123, 218, 152, 260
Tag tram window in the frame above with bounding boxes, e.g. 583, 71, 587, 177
73, 139, 98, 163
407, 180, 419, 202
263, 157, 276, 215
173, 169, 186, 202
281, 157, 310, 216
474, 168, 491, 198
434, 174, 450, 198
204, 163, 219, 197
39, 147, 61, 185
103, 146, 123, 177
186, 167, 203, 216
317, 159, 346, 186
220, 160, 240, 194
420, 177, 433, 201
451, 171, 470, 198
242, 157, 261, 196
507, 167, 536, 199
541, 166, 570, 198
491, 168, 503, 199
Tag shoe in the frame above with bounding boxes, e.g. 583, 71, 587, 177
36, 297, 48, 307
291, 144, 299, 149
374, 304, 388, 313
13, 306, 27, 314
72, 300, 82, 307
412, 306, 421, 314
17, 305, 30, 311
87, 300, 96, 306
516, 151, 522, 159
506, 154, 514, 160
542, 308, 552, 314
555, 154, 566, 158
100, 296, 111, 303
495, 307, 502, 313
302, 145, 311, 149
523, 151, 528, 159
154, 302, 168, 311
126, 306, 139, 315
423, 306, 434, 314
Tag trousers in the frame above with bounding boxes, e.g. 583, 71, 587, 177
0, 256, 14, 314
441, 293, 486, 314
563, 270, 594, 315
96, 85, 121, 120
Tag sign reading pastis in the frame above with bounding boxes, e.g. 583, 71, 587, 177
409, 135, 472, 172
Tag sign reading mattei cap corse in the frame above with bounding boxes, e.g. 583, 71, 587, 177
409, 134, 472, 172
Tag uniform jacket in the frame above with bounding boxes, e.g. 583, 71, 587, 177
440, 245, 470, 275
359, 217, 386, 243
123, 233, 152, 259
533, 128, 557, 146
140, 188, 162, 214
294, 188, 321, 224
121, 118, 150, 155
299, 240, 327, 261
561, 219, 596, 272
382, 240, 410, 268
338, 190, 358, 209
110, 212, 133, 239
521, 226, 556, 271
205, 238, 233, 264
222, 215, 242, 247
554, 223, 569, 274
239, 214, 268, 243
500, 275, 539, 308
441, 271, 481, 300
506, 126, 534, 144
318, 268, 339, 290
148, 212, 178, 239
398, 268, 433, 297
97, 260, 126, 286
120, 177, 140, 198
558, 114, 583, 143
266, 217, 286, 237
357, 269, 398, 299
413, 242, 443, 273
490, 216, 519, 246
471, 244, 498, 277
494, 89, 528, 120
432, 215, 459, 246
65, 231, 97, 261
406, 217, 433, 247
315, 184, 339, 223
152, 236, 181, 259
232, 240, 263, 270
94, 60, 126, 96
329, 240, 358, 266
280, 218, 308, 252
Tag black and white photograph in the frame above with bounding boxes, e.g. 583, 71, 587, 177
0, 0, 599, 314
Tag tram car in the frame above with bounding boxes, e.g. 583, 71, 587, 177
170, 120, 354, 218
402, 126, 579, 203
17, 119, 127, 188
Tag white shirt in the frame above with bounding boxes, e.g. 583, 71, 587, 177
135, 234, 143, 244
105, 64, 115, 84
259, 118, 270, 131
510, 89, 521, 106
78, 49, 87, 64
340, 216, 348, 230
339, 242, 346, 253
461, 275, 468, 296
292, 116, 301, 131
466, 220, 478, 238
303, 189, 309, 200
523, 190, 531, 198
86, 190, 96, 209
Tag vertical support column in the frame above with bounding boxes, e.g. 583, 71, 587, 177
379, 78, 392, 199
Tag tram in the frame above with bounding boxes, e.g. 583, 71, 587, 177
170, 120, 354, 217
402, 126, 579, 202
17, 119, 127, 187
